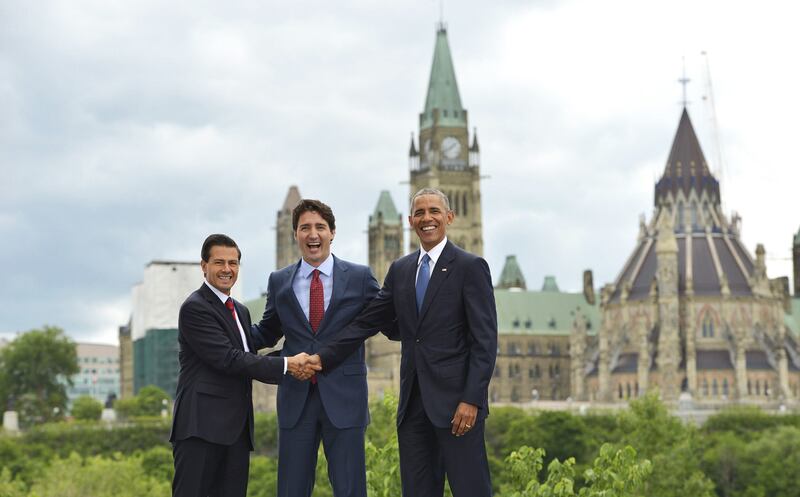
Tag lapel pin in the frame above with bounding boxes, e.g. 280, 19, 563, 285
441, 268, 447, 272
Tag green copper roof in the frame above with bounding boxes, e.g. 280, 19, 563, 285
420, 26, 466, 130
495, 288, 599, 336
497, 255, 527, 290
369, 190, 401, 227
246, 289, 598, 338
541, 276, 560, 292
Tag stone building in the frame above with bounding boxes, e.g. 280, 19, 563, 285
793, 227, 800, 296
276, 185, 302, 270
408, 24, 483, 256
490, 256, 599, 402
368, 190, 403, 287
571, 108, 800, 405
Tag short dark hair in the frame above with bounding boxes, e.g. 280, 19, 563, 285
292, 199, 336, 232
201, 234, 241, 262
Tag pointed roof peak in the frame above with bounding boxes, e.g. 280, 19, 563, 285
470, 128, 480, 152
420, 26, 466, 130
497, 255, 527, 290
541, 276, 560, 292
281, 185, 301, 212
409, 133, 418, 157
370, 190, 401, 227
654, 107, 720, 206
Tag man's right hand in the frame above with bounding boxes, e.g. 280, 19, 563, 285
286, 353, 322, 380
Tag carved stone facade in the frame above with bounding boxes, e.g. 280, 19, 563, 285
571, 109, 800, 406
276, 185, 302, 270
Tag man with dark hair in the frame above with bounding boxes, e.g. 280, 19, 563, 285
171, 233, 319, 497
252, 199, 383, 497
310, 188, 498, 497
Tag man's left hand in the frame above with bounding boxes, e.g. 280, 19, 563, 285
450, 402, 478, 436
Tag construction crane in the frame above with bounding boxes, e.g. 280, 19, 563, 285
700, 51, 726, 204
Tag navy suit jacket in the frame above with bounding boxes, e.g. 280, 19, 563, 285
318, 241, 498, 428
252, 256, 380, 430
170, 283, 284, 448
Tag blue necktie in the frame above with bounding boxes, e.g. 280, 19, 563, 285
416, 254, 431, 313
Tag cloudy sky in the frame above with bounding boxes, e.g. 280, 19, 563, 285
2, 0, 798, 344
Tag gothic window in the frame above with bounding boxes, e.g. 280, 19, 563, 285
618, 384, 624, 399
626, 383, 632, 399
764, 382, 770, 397
702, 314, 715, 338
511, 387, 519, 402
528, 342, 537, 355
722, 378, 729, 397
702, 379, 709, 396
534, 365, 540, 378
453, 192, 459, 214
712, 378, 719, 396
635, 382, 640, 396
508, 364, 514, 377
462, 192, 468, 216
549, 365, 554, 378
755, 380, 761, 395
747, 379, 752, 395
554, 363, 560, 377
529, 367, 535, 379
552, 344, 560, 356
677, 202, 685, 228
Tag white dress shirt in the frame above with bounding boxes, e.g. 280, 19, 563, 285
416, 236, 448, 283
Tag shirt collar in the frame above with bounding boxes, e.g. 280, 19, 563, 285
204, 279, 231, 304
418, 237, 448, 268
299, 254, 334, 279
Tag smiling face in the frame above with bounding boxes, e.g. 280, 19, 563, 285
201, 245, 240, 295
409, 193, 454, 251
295, 210, 335, 267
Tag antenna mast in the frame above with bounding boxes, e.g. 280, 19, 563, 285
701, 51, 725, 190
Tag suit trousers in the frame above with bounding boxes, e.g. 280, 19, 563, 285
397, 377, 492, 497
172, 424, 251, 497
277, 384, 367, 497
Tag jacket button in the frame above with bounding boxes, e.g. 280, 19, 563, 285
415, 338, 421, 343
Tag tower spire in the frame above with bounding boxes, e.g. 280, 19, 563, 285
420, 26, 466, 130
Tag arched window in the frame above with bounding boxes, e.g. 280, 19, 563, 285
626, 383, 632, 399
635, 382, 640, 396
747, 379, 752, 395
722, 378, 729, 397
702, 379, 709, 396
462, 192, 468, 216
702, 314, 715, 338
712, 378, 719, 396
534, 365, 540, 378
755, 380, 761, 395
618, 384, 624, 399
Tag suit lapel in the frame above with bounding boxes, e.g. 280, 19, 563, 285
236, 301, 255, 352
417, 242, 455, 324
199, 284, 246, 350
286, 261, 314, 335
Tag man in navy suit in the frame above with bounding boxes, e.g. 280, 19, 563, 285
251, 199, 382, 497
312, 188, 498, 497
170, 234, 318, 497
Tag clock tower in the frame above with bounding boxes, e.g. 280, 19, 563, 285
410, 24, 483, 255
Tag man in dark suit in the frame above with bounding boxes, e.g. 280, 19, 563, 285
251, 199, 381, 497
170, 233, 318, 497
312, 188, 498, 497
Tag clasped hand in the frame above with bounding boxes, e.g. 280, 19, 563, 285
286, 353, 323, 381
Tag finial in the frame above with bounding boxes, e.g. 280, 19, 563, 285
678, 56, 690, 108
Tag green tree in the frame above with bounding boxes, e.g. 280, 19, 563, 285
500, 444, 652, 497
71, 395, 103, 421
136, 385, 171, 416
0, 468, 27, 497
0, 326, 79, 427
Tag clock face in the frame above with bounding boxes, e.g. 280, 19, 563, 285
441, 137, 461, 159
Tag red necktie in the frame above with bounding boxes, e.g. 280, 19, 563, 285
309, 269, 324, 332
225, 297, 237, 323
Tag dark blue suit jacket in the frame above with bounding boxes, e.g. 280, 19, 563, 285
252, 256, 380, 430
318, 241, 498, 428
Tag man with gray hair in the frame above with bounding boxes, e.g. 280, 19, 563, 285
310, 187, 498, 497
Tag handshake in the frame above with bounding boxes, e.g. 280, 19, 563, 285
286, 353, 323, 381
